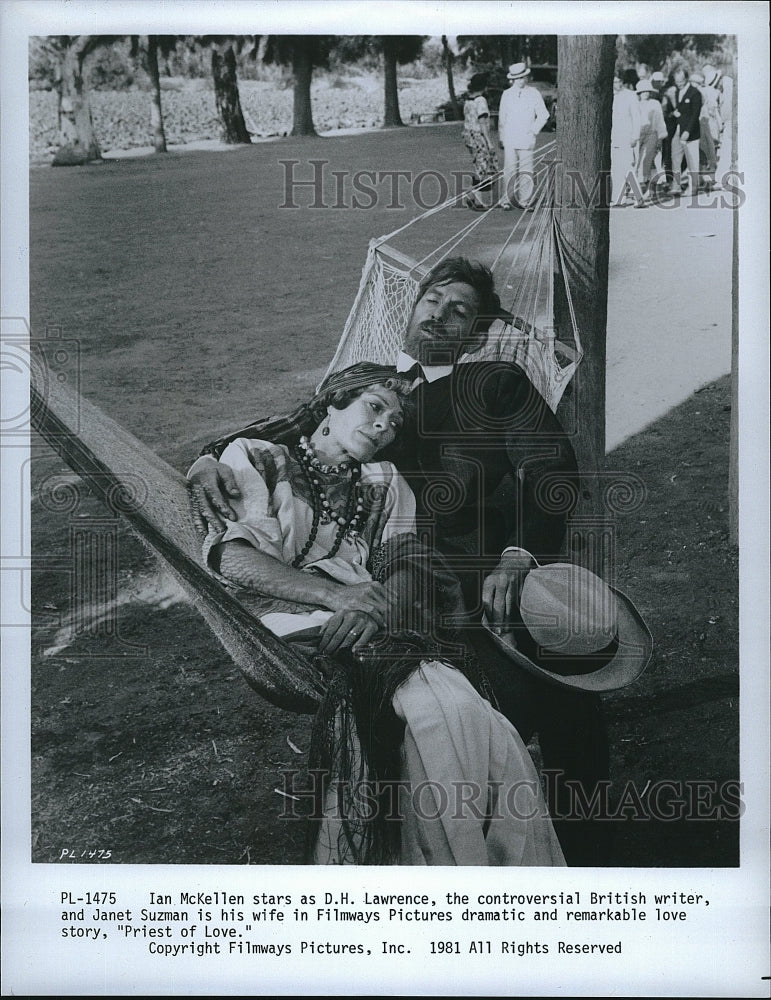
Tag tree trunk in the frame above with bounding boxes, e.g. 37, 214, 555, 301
54, 35, 101, 165
553, 35, 616, 576
211, 43, 251, 144
290, 37, 317, 137
382, 37, 404, 128
728, 65, 739, 545
441, 35, 461, 120
146, 36, 167, 153
256, 34, 270, 64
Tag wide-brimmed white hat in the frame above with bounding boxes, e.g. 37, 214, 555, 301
507, 62, 530, 80
482, 563, 653, 692
636, 79, 655, 94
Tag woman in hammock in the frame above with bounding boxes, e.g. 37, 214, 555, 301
200, 362, 565, 866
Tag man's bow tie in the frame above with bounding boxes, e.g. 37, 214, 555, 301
401, 362, 423, 383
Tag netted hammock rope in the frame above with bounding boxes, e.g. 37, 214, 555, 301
30, 142, 585, 715
325, 139, 582, 412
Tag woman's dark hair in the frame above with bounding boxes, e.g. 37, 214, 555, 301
308, 364, 416, 456
319, 376, 416, 463
417, 256, 502, 335
468, 72, 488, 94
321, 376, 415, 423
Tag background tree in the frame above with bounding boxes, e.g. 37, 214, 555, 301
324, 35, 426, 128
146, 37, 167, 152
616, 33, 733, 74
552, 35, 617, 575
728, 68, 738, 545
130, 35, 179, 153
381, 36, 425, 127
50, 35, 111, 164
262, 35, 338, 136
204, 36, 252, 144
455, 35, 556, 68
440, 35, 461, 120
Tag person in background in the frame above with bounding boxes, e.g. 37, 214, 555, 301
610, 69, 640, 207
497, 62, 550, 211
698, 64, 725, 190
635, 78, 668, 204
461, 72, 499, 211
715, 70, 733, 177
649, 70, 666, 101
668, 65, 702, 197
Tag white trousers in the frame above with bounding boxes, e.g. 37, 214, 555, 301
671, 133, 700, 192
502, 145, 535, 207
610, 143, 636, 204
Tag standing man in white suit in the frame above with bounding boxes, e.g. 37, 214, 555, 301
497, 62, 550, 210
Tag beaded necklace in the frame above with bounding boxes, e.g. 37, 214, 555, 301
291, 437, 365, 568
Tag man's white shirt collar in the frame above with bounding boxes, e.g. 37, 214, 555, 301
396, 351, 454, 384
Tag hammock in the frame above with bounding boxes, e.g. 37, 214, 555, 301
30, 139, 583, 713
326, 139, 582, 412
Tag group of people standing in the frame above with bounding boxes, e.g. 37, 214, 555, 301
458, 56, 732, 212
612, 62, 731, 207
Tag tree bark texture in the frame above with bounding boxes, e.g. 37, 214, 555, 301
553, 35, 616, 576
54, 36, 101, 164
441, 36, 461, 120
382, 37, 404, 127
146, 36, 168, 153
291, 37, 317, 136
211, 44, 251, 144
728, 66, 738, 545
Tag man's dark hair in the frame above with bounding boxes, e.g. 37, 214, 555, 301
621, 68, 639, 88
417, 257, 502, 336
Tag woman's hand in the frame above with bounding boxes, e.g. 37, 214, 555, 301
319, 610, 380, 654
323, 580, 389, 627
187, 455, 241, 536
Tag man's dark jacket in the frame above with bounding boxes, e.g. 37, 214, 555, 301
392, 361, 577, 601
670, 83, 702, 141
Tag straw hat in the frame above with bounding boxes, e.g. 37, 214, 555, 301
482, 563, 653, 692
507, 62, 531, 81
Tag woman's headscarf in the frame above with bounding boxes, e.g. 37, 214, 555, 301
200, 362, 407, 458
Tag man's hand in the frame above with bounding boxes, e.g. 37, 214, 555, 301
187, 455, 241, 537
319, 610, 380, 654
482, 549, 536, 630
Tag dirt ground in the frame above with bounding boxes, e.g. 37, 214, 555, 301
26, 124, 739, 867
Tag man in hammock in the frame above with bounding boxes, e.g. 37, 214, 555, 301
188, 256, 609, 866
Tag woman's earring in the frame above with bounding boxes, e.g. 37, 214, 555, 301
321, 420, 330, 436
